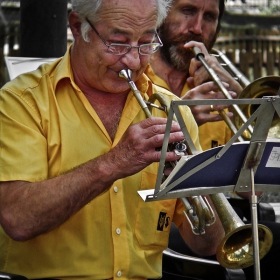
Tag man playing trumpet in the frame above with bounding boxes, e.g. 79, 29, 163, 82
146, 0, 243, 150
0, 0, 225, 279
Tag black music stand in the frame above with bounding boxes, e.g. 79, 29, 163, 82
138, 96, 280, 280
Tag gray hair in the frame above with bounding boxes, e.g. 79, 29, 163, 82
71, 0, 172, 42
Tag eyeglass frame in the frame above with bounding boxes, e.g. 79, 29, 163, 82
85, 18, 163, 56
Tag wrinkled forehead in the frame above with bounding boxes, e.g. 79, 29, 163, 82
97, 0, 158, 31
172, 0, 220, 12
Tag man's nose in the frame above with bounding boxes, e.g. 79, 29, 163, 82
189, 16, 203, 34
120, 47, 141, 70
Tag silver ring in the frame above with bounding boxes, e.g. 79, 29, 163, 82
210, 104, 214, 112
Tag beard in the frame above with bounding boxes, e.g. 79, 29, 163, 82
158, 24, 218, 73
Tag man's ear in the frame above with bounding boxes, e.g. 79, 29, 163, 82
68, 11, 82, 39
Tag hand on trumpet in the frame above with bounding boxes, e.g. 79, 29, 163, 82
185, 41, 243, 95
181, 41, 244, 126
109, 117, 185, 178
182, 81, 236, 126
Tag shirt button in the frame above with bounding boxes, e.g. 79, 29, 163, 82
117, 270, 122, 277
116, 228, 121, 235
113, 186, 118, 193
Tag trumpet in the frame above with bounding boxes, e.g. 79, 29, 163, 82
191, 47, 275, 268
193, 46, 280, 140
192, 46, 252, 141
119, 68, 273, 269
212, 47, 280, 139
119, 69, 215, 235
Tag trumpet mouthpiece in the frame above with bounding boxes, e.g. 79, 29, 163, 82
119, 69, 132, 81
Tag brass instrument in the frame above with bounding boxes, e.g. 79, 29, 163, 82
212, 48, 280, 139
211, 48, 251, 88
191, 47, 275, 268
192, 46, 252, 140
119, 69, 215, 235
193, 46, 280, 140
119, 68, 274, 269
211, 193, 272, 269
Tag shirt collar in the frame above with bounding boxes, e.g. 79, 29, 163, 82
53, 44, 76, 91
145, 64, 191, 97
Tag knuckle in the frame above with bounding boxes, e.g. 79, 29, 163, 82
153, 134, 163, 147
154, 152, 161, 162
144, 117, 154, 126
151, 124, 160, 135
190, 105, 199, 114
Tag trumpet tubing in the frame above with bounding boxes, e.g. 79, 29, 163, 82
211, 48, 250, 88
192, 46, 253, 139
119, 68, 214, 235
119, 69, 151, 118
181, 196, 215, 235
210, 48, 280, 139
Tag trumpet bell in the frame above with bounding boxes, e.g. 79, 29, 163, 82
210, 193, 273, 269
233, 76, 280, 139
216, 224, 273, 269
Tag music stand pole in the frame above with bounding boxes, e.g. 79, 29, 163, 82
250, 167, 261, 280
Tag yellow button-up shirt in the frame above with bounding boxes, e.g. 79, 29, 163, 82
0, 48, 201, 279
145, 65, 232, 150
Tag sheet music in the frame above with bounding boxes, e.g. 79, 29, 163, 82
266, 146, 280, 168
137, 189, 155, 201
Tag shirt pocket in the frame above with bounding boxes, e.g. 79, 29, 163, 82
134, 171, 176, 249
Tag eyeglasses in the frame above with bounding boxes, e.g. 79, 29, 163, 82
86, 18, 163, 56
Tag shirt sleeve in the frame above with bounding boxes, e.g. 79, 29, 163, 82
0, 85, 48, 182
